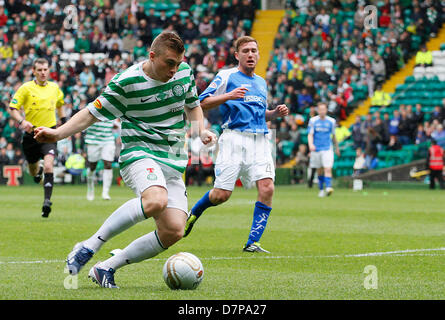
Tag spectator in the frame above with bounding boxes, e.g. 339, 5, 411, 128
351, 115, 365, 150
298, 88, 313, 110
370, 84, 391, 108
431, 124, 445, 149
415, 44, 433, 67
413, 104, 425, 125
199, 16, 213, 37
398, 110, 413, 145
294, 144, 309, 183
353, 147, 366, 175
389, 109, 401, 137
387, 134, 402, 151
430, 105, 444, 124
415, 124, 427, 145
373, 117, 389, 150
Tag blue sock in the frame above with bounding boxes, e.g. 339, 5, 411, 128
325, 176, 332, 188
318, 175, 325, 190
246, 201, 272, 246
191, 191, 215, 218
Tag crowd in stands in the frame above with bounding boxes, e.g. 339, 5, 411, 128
0, 0, 256, 180
351, 98, 445, 169
268, 0, 444, 168
1, 0, 445, 182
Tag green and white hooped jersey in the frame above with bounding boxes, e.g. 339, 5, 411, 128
85, 121, 115, 145
87, 61, 200, 173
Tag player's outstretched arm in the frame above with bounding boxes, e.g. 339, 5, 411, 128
200, 87, 248, 111
34, 108, 98, 143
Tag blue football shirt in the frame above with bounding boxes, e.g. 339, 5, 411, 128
199, 67, 269, 133
308, 115, 336, 151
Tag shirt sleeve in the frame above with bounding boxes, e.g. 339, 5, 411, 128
56, 87, 65, 108
9, 85, 27, 110
308, 118, 315, 135
185, 71, 200, 109
198, 72, 226, 102
87, 79, 126, 121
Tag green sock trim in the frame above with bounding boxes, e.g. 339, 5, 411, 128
140, 198, 148, 219
154, 230, 167, 250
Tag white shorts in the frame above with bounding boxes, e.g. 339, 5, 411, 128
87, 143, 116, 163
214, 130, 275, 191
120, 158, 188, 216
310, 149, 334, 169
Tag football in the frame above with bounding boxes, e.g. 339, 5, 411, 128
162, 252, 204, 290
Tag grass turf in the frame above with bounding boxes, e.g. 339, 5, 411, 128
1, 184, 444, 300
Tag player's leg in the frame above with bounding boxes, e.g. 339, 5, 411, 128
317, 167, 325, 197
41, 150, 56, 218
102, 160, 113, 200
323, 150, 335, 196
88, 207, 185, 288
243, 178, 273, 253
22, 133, 43, 183
324, 167, 334, 196
184, 134, 240, 237
66, 159, 164, 275
101, 142, 116, 200
86, 144, 100, 200
86, 162, 97, 201
88, 167, 188, 288
184, 187, 232, 237
243, 139, 275, 253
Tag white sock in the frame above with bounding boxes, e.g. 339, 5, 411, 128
102, 169, 112, 195
98, 231, 166, 271
83, 198, 146, 253
87, 168, 94, 190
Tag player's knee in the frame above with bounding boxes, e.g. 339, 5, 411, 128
141, 196, 168, 217
43, 163, 53, 173
103, 161, 112, 170
211, 189, 231, 204
259, 181, 274, 199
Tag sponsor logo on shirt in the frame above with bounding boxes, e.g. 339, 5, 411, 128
244, 95, 266, 104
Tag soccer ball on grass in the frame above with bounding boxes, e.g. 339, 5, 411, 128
162, 252, 204, 290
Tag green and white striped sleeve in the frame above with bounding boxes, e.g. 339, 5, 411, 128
185, 70, 200, 109
87, 78, 127, 121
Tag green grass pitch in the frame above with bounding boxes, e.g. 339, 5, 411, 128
1, 184, 445, 300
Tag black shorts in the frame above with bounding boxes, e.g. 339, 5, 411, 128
22, 131, 57, 164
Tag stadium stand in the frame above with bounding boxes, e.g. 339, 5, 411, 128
0, 0, 256, 182
1, 0, 444, 183
267, 0, 445, 180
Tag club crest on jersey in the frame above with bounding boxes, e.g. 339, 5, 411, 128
93, 98, 102, 109
146, 168, 157, 180
172, 84, 185, 97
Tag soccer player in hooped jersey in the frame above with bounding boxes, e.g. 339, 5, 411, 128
85, 120, 117, 201
34, 32, 216, 288
184, 36, 289, 253
307, 102, 340, 197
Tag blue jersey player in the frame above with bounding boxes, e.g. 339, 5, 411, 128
184, 36, 289, 253
307, 102, 340, 197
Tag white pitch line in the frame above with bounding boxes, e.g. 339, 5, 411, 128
1, 248, 445, 265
